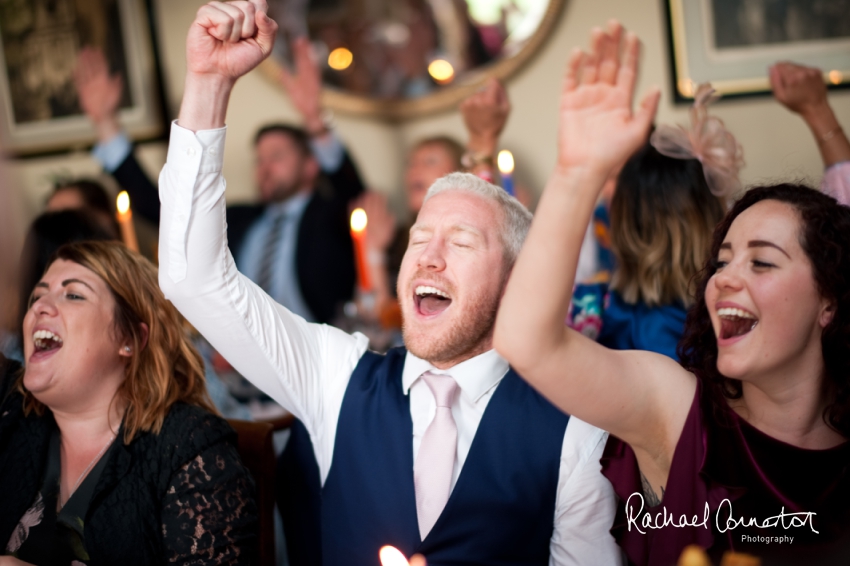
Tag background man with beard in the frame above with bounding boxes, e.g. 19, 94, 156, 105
75, 39, 364, 324
158, 2, 619, 565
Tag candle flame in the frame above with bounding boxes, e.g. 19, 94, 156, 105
428, 59, 454, 83
379, 546, 410, 566
828, 70, 842, 85
351, 208, 368, 232
497, 150, 515, 174
116, 191, 131, 214
328, 47, 353, 71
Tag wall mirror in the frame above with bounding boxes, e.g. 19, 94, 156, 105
262, 0, 565, 120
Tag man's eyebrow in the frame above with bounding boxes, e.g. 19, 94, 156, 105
717, 240, 790, 259
62, 278, 96, 292
448, 224, 484, 239
748, 240, 790, 259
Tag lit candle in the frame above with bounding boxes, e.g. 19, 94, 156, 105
350, 207, 372, 292
497, 150, 515, 196
116, 191, 139, 252
379, 546, 410, 566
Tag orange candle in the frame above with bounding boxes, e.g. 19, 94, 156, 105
350, 208, 372, 292
116, 191, 139, 252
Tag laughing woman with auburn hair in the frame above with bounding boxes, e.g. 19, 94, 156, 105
496, 22, 850, 566
0, 241, 257, 565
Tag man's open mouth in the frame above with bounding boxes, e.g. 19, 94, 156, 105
414, 285, 452, 316
33, 329, 63, 354
717, 307, 758, 340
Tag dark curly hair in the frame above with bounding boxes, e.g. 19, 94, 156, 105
678, 184, 850, 438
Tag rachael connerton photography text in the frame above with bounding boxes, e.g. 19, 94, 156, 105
625, 493, 819, 535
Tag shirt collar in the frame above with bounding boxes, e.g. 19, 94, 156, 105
402, 349, 509, 403
266, 192, 311, 217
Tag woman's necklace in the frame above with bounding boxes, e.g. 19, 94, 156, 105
59, 432, 116, 510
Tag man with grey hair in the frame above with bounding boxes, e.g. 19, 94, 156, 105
158, 2, 619, 565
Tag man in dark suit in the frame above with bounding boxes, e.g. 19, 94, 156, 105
75, 41, 364, 323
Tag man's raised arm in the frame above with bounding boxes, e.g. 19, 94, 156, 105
157, 1, 367, 470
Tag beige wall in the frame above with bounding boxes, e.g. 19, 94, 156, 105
5, 0, 849, 225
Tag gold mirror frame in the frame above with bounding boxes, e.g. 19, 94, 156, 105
260, 0, 566, 121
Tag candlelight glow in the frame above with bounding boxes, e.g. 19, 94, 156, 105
428, 59, 454, 83
116, 191, 130, 215
350, 208, 368, 232
379, 546, 410, 566
497, 150, 515, 174
829, 70, 842, 85
328, 47, 353, 71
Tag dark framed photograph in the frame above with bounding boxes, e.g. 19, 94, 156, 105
664, 0, 850, 103
0, 0, 165, 156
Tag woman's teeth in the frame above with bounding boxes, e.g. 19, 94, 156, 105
33, 330, 63, 351
717, 308, 758, 340
717, 307, 756, 319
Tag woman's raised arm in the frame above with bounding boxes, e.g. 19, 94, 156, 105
494, 22, 693, 457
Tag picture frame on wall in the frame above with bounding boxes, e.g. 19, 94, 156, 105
664, 0, 850, 103
0, 0, 165, 156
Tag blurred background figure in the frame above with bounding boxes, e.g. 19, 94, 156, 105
44, 178, 119, 238
770, 61, 850, 198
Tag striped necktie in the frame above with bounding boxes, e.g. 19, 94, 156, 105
256, 210, 288, 294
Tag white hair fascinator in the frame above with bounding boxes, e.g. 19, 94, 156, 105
650, 84, 744, 200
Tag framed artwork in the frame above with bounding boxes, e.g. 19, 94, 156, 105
0, 0, 165, 156
664, 0, 850, 102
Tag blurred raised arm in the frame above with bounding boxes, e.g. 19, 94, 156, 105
494, 22, 693, 459
278, 36, 326, 136
770, 62, 850, 169
74, 47, 123, 143
460, 77, 510, 178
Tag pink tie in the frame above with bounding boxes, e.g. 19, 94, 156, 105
413, 371, 459, 539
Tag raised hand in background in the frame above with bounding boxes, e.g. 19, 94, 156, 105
73, 47, 123, 142
278, 36, 327, 136
461, 77, 511, 158
770, 61, 849, 168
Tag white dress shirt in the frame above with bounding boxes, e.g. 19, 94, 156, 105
158, 123, 622, 566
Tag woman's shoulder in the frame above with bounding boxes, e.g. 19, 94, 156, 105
134, 403, 236, 466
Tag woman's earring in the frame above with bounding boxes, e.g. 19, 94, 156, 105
124, 346, 131, 353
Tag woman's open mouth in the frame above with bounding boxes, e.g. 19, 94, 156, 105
717, 307, 758, 340
414, 285, 452, 317
32, 329, 63, 359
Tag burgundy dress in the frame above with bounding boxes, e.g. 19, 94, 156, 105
601, 381, 850, 566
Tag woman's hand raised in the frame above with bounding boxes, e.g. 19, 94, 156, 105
555, 21, 659, 179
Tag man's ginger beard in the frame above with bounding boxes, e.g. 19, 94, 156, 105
401, 268, 506, 366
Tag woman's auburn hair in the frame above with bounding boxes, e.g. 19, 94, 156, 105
678, 183, 850, 438
609, 143, 726, 307
16, 240, 217, 443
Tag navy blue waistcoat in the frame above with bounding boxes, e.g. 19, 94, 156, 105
320, 348, 570, 565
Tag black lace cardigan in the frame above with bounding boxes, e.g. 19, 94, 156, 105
0, 358, 258, 565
